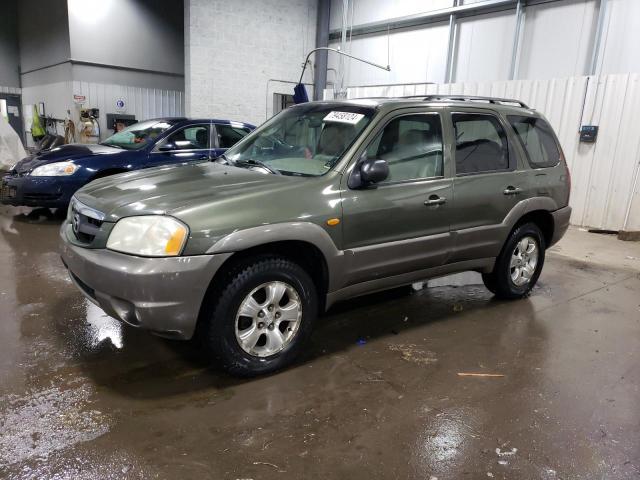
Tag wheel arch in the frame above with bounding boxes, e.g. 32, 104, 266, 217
88, 168, 129, 182
196, 222, 343, 332
513, 209, 554, 247
196, 239, 331, 336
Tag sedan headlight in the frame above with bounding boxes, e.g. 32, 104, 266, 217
31, 161, 79, 176
107, 216, 189, 257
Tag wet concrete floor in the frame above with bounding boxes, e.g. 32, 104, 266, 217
0, 206, 639, 479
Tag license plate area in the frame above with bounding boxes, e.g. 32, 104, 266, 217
0, 183, 16, 199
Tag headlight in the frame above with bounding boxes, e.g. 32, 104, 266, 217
107, 216, 188, 257
31, 161, 79, 176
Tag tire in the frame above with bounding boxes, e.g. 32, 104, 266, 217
200, 256, 318, 377
482, 222, 546, 300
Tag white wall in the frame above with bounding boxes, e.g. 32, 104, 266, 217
185, 0, 317, 125
329, 0, 452, 29
517, 0, 596, 80
454, 10, 516, 82
328, 0, 640, 87
597, 0, 640, 75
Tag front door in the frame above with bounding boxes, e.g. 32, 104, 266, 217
148, 123, 212, 167
446, 109, 529, 262
340, 110, 453, 286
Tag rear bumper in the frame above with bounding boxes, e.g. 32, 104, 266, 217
550, 205, 572, 247
1, 174, 82, 208
59, 226, 232, 339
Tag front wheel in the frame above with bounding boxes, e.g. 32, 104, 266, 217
200, 256, 317, 377
482, 222, 545, 299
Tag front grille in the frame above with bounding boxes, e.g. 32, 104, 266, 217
70, 199, 105, 245
24, 192, 61, 201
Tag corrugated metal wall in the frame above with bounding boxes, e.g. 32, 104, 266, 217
336, 73, 640, 232
0, 87, 21, 95
71, 81, 184, 141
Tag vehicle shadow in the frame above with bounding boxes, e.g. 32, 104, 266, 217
0, 205, 65, 231
62, 279, 525, 400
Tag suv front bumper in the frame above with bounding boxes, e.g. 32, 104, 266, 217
59, 226, 232, 339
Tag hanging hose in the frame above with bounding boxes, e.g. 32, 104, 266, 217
64, 119, 76, 144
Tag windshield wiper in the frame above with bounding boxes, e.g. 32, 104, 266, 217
234, 158, 281, 175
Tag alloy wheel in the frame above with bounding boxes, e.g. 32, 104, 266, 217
235, 281, 303, 357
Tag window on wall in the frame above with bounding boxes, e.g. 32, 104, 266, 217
452, 113, 509, 174
365, 113, 444, 182
217, 124, 251, 149
508, 115, 561, 168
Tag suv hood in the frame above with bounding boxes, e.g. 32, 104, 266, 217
74, 162, 299, 221
14, 143, 123, 174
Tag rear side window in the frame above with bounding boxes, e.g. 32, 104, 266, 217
217, 124, 251, 148
453, 113, 509, 174
508, 116, 560, 168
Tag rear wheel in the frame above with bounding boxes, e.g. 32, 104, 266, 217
200, 256, 317, 377
482, 222, 545, 299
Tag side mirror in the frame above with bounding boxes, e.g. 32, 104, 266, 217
348, 153, 389, 189
158, 143, 175, 152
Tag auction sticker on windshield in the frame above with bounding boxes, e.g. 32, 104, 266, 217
323, 111, 365, 125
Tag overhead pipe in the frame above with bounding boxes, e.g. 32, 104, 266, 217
298, 47, 390, 86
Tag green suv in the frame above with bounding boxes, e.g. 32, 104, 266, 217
60, 96, 571, 376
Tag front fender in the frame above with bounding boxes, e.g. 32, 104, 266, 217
206, 221, 346, 291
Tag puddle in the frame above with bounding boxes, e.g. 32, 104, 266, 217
0, 380, 110, 468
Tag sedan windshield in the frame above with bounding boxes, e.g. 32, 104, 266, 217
223, 103, 376, 176
101, 120, 175, 150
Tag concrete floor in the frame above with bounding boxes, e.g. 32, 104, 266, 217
0, 206, 639, 480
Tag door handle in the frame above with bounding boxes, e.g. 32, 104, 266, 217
424, 195, 446, 206
503, 186, 522, 195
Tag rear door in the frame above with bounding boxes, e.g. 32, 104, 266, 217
340, 108, 453, 286
212, 123, 253, 158
446, 108, 529, 262
506, 114, 568, 207
147, 122, 212, 167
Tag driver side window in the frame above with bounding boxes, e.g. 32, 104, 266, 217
366, 113, 444, 183
160, 125, 210, 151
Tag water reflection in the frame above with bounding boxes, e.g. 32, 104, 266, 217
84, 300, 123, 349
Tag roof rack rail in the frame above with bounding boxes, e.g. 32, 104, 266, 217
421, 95, 529, 109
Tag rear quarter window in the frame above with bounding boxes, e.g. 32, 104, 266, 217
508, 115, 561, 169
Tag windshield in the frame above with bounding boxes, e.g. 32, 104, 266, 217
224, 103, 376, 176
101, 120, 175, 150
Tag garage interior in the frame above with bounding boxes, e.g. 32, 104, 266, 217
1, 0, 639, 479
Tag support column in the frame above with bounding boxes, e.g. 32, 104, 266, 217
313, 0, 331, 100
444, 0, 458, 84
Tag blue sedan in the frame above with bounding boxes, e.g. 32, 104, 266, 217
0, 117, 255, 208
